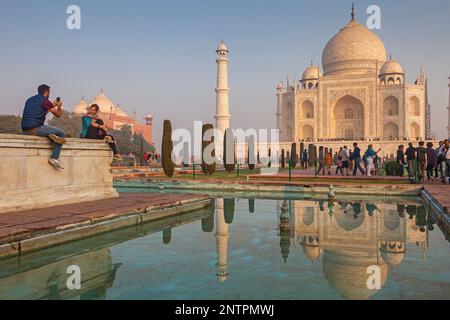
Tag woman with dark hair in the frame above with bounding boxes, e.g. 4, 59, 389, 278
81, 104, 122, 160
426, 142, 437, 181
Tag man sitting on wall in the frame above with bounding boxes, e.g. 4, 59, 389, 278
21, 84, 66, 169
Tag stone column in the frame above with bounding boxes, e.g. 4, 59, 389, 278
276, 82, 284, 141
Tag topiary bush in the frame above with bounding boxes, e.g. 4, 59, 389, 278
201, 124, 216, 175
384, 161, 400, 176
161, 120, 175, 177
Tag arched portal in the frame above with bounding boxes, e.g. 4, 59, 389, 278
383, 96, 399, 116
409, 122, 420, 139
409, 96, 420, 117
301, 100, 314, 119
383, 122, 399, 139
302, 125, 314, 142
332, 96, 364, 139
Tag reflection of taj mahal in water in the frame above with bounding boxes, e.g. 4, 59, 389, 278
213, 197, 432, 300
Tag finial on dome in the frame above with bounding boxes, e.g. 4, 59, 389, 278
100, 88, 104, 94
389, 54, 392, 61
310, 59, 313, 66
351, 3, 355, 21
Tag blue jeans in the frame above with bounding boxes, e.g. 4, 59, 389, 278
24, 125, 65, 159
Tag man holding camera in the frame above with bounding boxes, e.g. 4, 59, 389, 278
21, 84, 66, 169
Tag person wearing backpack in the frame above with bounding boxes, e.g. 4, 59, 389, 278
416, 141, 427, 183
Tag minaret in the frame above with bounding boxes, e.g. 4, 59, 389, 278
215, 198, 229, 282
422, 68, 432, 139
276, 82, 284, 140
447, 76, 450, 138
215, 41, 231, 147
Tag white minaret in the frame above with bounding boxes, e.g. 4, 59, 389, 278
276, 82, 284, 140
215, 198, 229, 283
215, 41, 231, 145
448, 76, 450, 138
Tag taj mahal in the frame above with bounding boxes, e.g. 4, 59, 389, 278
276, 6, 430, 145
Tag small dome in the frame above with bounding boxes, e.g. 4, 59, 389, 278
380, 59, 404, 75
381, 251, 405, 267
217, 41, 229, 52
302, 66, 322, 80
145, 113, 153, 119
302, 245, 322, 261
73, 97, 88, 114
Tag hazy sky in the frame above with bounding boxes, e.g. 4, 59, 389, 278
0, 0, 449, 147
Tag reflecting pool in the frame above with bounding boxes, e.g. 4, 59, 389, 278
1, 195, 449, 300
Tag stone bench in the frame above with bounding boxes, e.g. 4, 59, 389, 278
0, 134, 118, 214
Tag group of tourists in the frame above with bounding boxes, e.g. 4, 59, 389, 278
312, 143, 381, 177
21, 85, 121, 169
396, 140, 450, 184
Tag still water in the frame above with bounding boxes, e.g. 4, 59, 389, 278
0, 194, 449, 300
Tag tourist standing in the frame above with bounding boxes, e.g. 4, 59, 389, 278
351, 143, 365, 176
318, 146, 325, 175
436, 141, 445, 179
336, 156, 344, 175
21, 84, 66, 169
426, 142, 437, 181
302, 149, 308, 170
444, 139, 450, 184
363, 145, 381, 177
416, 141, 427, 182
324, 152, 332, 175
340, 146, 350, 176
396, 145, 406, 177
405, 143, 416, 182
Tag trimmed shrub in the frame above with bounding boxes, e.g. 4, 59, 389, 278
385, 161, 400, 176
224, 198, 235, 224
291, 143, 297, 168
281, 149, 285, 169
224, 128, 236, 172
247, 135, 256, 171
161, 120, 175, 177
201, 124, 216, 175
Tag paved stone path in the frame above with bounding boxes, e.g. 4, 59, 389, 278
0, 193, 208, 246
424, 185, 450, 214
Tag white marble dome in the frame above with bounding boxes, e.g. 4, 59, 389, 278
380, 59, 404, 75
89, 90, 119, 114
322, 19, 387, 75
302, 65, 322, 80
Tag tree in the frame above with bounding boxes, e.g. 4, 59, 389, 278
0, 115, 22, 134
308, 144, 315, 166
268, 147, 272, 168
48, 112, 82, 138
224, 198, 235, 224
291, 143, 297, 168
247, 135, 256, 171
201, 124, 216, 175
161, 120, 175, 177
112, 124, 133, 155
223, 128, 235, 172
281, 149, 285, 169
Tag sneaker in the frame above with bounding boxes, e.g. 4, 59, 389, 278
48, 134, 67, 145
104, 136, 114, 144
113, 154, 123, 161
48, 158, 64, 169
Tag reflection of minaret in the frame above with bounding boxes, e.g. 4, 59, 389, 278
215, 199, 229, 282
215, 41, 231, 159
279, 201, 291, 263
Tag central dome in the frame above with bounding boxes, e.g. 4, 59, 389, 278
322, 19, 386, 75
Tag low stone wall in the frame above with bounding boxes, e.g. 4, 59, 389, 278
0, 134, 118, 214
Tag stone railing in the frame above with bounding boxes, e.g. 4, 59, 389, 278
0, 134, 118, 214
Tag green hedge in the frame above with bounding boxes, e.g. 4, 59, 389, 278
384, 161, 400, 176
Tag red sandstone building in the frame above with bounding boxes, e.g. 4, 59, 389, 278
72, 89, 153, 144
